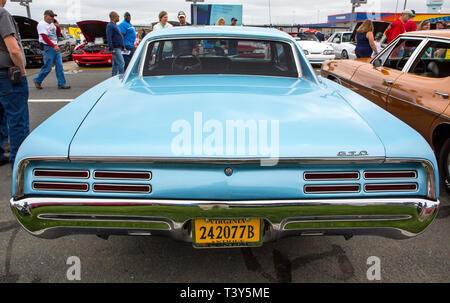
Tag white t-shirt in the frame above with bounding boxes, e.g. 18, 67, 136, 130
37, 20, 58, 45
153, 22, 173, 31
371, 41, 382, 58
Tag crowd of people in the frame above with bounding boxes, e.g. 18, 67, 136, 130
355, 9, 448, 59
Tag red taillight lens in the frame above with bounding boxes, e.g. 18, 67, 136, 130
34, 169, 89, 179
304, 172, 359, 181
93, 184, 151, 193
364, 171, 417, 179
33, 182, 89, 192
364, 183, 418, 192
94, 171, 151, 180
304, 184, 360, 194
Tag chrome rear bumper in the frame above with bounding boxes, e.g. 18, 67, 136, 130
10, 197, 439, 242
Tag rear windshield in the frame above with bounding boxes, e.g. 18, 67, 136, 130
142, 38, 299, 77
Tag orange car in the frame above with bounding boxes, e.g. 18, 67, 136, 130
321, 30, 450, 191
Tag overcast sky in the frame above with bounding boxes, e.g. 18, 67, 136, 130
4, 0, 450, 25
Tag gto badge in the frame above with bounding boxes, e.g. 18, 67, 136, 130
338, 151, 369, 157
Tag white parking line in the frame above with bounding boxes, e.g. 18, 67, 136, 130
28, 99, 74, 103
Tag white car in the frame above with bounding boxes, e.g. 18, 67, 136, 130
295, 33, 335, 65
326, 31, 357, 60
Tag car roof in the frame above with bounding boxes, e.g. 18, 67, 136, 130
146, 25, 293, 41
401, 29, 450, 39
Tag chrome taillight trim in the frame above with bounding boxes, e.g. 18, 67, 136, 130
32, 182, 89, 192
304, 184, 361, 194
303, 171, 360, 181
93, 171, 152, 180
364, 183, 418, 193
33, 169, 90, 179
363, 170, 417, 180
93, 183, 152, 194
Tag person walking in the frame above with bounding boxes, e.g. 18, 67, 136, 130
0, 0, 29, 167
107, 11, 126, 76
118, 12, 136, 70
153, 11, 173, 31
141, 29, 146, 40
385, 10, 413, 43
33, 10, 70, 89
355, 20, 378, 59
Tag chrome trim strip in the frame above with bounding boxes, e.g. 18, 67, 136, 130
388, 93, 443, 117
286, 214, 412, 223
92, 183, 152, 194
32, 182, 89, 192
364, 183, 418, 193
93, 170, 152, 181
304, 184, 361, 194
303, 171, 360, 181
33, 169, 90, 179
363, 170, 417, 180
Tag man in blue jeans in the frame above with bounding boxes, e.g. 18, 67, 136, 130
107, 11, 126, 76
118, 12, 136, 71
33, 10, 70, 89
0, 0, 30, 168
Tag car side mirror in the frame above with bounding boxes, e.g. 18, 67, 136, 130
335, 39, 341, 44
373, 59, 382, 68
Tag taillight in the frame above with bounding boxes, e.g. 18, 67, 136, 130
364, 183, 418, 192
33, 182, 89, 192
94, 171, 151, 180
304, 184, 360, 194
93, 184, 151, 193
364, 171, 417, 179
33, 169, 89, 179
304, 172, 359, 181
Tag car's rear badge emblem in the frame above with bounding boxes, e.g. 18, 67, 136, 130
338, 151, 369, 157
225, 168, 233, 176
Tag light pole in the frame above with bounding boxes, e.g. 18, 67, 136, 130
268, 0, 272, 27
11, 0, 32, 19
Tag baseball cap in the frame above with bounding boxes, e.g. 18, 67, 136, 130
375, 32, 383, 39
402, 9, 415, 17
44, 10, 57, 17
178, 11, 186, 18
231, 17, 238, 21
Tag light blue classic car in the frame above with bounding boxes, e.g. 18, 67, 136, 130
10, 26, 440, 248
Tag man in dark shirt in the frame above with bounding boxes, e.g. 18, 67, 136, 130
0, 0, 29, 167
228, 17, 239, 55
106, 11, 126, 76
173, 11, 195, 56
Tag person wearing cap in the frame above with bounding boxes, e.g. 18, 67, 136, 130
385, 9, 413, 43
177, 11, 189, 26
0, 0, 30, 167
107, 11, 126, 76
118, 12, 137, 70
33, 10, 70, 89
371, 32, 383, 58
231, 17, 237, 26
228, 18, 239, 55
173, 11, 197, 56
404, 10, 417, 32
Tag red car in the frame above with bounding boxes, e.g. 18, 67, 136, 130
72, 20, 113, 66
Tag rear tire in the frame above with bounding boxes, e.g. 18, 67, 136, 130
341, 50, 348, 60
438, 138, 450, 193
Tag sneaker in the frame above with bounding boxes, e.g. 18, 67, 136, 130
34, 80, 42, 89
58, 85, 71, 89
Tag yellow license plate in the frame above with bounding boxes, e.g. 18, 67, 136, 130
193, 218, 262, 248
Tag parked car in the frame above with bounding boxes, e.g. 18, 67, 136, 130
295, 32, 335, 65
326, 31, 356, 59
10, 26, 440, 248
13, 15, 43, 67
321, 30, 450, 191
13, 15, 73, 66
72, 20, 113, 66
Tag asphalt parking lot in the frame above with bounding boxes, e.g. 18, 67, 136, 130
0, 64, 449, 283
